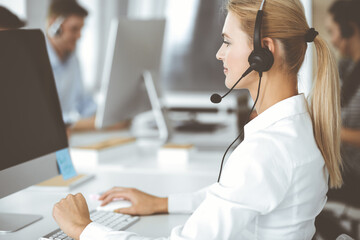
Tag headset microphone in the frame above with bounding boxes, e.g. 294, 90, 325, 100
210, 93, 222, 104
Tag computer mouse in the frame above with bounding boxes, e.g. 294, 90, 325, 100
96, 200, 132, 212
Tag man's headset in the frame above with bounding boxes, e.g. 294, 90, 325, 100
48, 16, 65, 38
212, 0, 274, 182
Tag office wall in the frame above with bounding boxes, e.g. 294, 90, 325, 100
84, 0, 129, 92
298, 0, 313, 96
0, 0, 26, 19
25, 0, 48, 32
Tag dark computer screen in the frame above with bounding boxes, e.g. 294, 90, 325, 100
0, 29, 68, 171
161, 0, 227, 93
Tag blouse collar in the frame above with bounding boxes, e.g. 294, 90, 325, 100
244, 94, 309, 137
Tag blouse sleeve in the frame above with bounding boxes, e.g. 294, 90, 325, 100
168, 186, 209, 214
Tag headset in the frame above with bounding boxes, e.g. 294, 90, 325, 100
212, 0, 274, 182
48, 16, 65, 38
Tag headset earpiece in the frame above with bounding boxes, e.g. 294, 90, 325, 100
248, 0, 274, 74
48, 16, 65, 38
248, 47, 274, 72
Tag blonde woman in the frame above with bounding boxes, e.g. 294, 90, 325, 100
52, 0, 342, 239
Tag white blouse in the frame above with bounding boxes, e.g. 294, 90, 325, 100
80, 94, 328, 240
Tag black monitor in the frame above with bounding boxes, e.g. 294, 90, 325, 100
0, 29, 68, 233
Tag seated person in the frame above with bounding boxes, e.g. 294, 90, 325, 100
315, 1, 360, 238
45, 0, 97, 131
325, 1, 360, 205
51, 0, 343, 239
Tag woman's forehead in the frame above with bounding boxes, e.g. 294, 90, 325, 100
222, 12, 247, 39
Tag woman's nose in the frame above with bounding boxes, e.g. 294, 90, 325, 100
216, 46, 224, 61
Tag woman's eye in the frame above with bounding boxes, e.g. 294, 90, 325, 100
223, 40, 230, 46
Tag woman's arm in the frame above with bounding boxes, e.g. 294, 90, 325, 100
99, 187, 168, 215
98, 186, 209, 215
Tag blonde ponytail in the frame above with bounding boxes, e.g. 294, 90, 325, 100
311, 36, 342, 188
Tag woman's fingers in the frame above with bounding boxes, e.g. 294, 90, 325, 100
114, 206, 136, 215
98, 187, 127, 201
100, 191, 133, 206
97, 187, 165, 216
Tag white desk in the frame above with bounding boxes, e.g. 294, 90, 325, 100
0, 170, 216, 240
0, 129, 229, 240
69, 127, 233, 177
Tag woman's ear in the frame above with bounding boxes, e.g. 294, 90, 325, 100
262, 37, 275, 54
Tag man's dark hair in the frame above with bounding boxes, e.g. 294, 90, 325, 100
0, 6, 26, 29
48, 0, 88, 19
329, 0, 360, 38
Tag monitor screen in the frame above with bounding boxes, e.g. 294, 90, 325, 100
0, 29, 68, 198
161, 0, 227, 93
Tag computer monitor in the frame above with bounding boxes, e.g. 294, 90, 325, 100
0, 30, 68, 232
95, 18, 171, 141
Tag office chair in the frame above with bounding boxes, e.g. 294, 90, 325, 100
336, 233, 355, 240
314, 203, 360, 240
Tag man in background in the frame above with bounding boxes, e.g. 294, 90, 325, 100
326, 0, 360, 205
316, 0, 360, 239
0, 6, 26, 30
46, 0, 97, 130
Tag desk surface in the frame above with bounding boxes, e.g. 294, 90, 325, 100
0, 128, 227, 240
0, 170, 216, 240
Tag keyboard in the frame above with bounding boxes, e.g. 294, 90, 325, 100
40, 210, 140, 240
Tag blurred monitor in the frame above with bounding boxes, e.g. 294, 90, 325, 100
161, 0, 227, 93
0, 30, 68, 232
95, 18, 166, 130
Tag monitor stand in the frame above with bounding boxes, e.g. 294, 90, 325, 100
0, 213, 42, 233
142, 70, 172, 144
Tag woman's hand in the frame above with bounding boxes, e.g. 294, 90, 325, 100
99, 187, 168, 216
52, 193, 92, 240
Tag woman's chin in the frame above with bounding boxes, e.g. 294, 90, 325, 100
225, 78, 233, 89
225, 78, 242, 89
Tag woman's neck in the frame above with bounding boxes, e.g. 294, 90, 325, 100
248, 71, 298, 115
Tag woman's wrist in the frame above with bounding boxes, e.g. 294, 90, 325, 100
72, 220, 92, 240
155, 197, 168, 214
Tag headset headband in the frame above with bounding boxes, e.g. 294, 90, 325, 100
253, 0, 266, 51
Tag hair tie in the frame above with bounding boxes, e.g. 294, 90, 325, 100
305, 28, 318, 43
